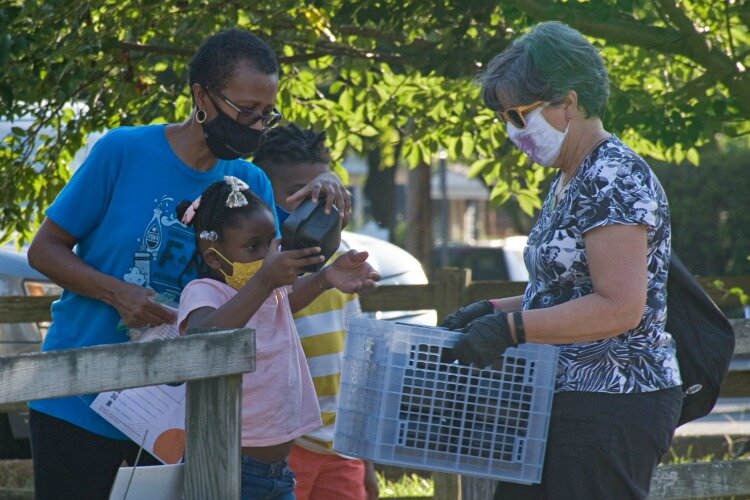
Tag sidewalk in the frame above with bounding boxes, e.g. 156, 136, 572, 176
671, 397, 750, 459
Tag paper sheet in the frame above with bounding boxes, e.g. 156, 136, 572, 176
92, 321, 186, 465
93, 383, 186, 464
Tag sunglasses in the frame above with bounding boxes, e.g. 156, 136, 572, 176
497, 101, 546, 129
205, 85, 282, 130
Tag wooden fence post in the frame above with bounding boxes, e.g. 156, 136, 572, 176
432, 267, 471, 500
462, 476, 497, 499
434, 267, 471, 321
184, 327, 252, 500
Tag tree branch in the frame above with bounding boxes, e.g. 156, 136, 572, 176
652, 0, 700, 33
506, 0, 730, 67
118, 41, 192, 57
278, 52, 330, 64
336, 24, 405, 43
504, 0, 750, 114
669, 70, 718, 101
724, 0, 738, 62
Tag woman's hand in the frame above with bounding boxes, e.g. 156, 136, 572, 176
112, 283, 177, 328
286, 172, 352, 227
256, 238, 326, 289
444, 312, 516, 367
320, 249, 380, 294
440, 300, 495, 330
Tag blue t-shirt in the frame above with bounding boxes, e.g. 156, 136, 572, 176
28, 124, 278, 438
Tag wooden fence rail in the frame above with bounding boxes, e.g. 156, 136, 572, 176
1, 267, 749, 499
0, 327, 256, 499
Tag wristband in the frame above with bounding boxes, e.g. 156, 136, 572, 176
512, 311, 526, 344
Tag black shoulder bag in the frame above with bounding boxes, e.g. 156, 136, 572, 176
666, 252, 735, 426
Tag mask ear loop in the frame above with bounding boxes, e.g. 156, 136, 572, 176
205, 247, 234, 281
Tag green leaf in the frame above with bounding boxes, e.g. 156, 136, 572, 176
686, 147, 699, 166
329, 81, 343, 94
339, 90, 353, 112
405, 142, 421, 167
468, 158, 494, 178
347, 133, 363, 152
358, 124, 379, 137
516, 189, 542, 216
460, 133, 474, 159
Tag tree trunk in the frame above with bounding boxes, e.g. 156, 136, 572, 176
363, 147, 397, 240
405, 160, 432, 275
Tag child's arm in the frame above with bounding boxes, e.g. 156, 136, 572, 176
288, 249, 380, 313
185, 240, 325, 330
182, 274, 277, 330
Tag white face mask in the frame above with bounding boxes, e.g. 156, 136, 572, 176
506, 103, 569, 167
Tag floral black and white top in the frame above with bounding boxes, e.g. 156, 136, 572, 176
522, 136, 682, 394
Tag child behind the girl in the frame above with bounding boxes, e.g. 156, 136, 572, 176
254, 124, 379, 499
175, 176, 379, 500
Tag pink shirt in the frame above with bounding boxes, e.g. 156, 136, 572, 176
178, 279, 322, 447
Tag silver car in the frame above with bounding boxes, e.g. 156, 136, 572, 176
0, 244, 61, 458
341, 230, 436, 326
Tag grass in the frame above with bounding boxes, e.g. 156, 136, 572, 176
665, 442, 750, 465
3, 451, 747, 498
376, 472, 433, 498
0, 460, 33, 490
0, 462, 434, 498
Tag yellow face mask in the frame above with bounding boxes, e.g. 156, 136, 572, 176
210, 249, 263, 290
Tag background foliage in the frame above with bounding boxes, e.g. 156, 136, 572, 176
654, 143, 750, 276
1, 0, 749, 248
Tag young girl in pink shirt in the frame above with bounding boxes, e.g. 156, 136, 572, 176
176, 176, 379, 500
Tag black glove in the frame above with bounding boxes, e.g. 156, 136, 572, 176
439, 300, 494, 331
449, 311, 517, 367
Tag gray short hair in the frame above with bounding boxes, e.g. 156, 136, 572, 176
479, 21, 610, 118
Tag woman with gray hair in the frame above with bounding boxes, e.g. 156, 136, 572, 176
440, 21, 682, 499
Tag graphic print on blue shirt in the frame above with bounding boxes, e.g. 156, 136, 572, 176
123, 195, 197, 296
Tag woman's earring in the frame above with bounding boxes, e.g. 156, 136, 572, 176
196, 109, 207, 123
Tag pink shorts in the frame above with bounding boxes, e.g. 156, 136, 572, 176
288, 444, 366, 500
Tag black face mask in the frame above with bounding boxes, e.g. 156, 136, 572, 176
200, 105, 265, 160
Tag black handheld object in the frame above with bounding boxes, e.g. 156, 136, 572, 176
281, 198, 342, 273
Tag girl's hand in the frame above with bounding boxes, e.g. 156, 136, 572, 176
286, 172, 352, 227
320, 249, 380, 294
256, 238, 325, 289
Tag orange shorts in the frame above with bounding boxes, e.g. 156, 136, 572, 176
288, 444, 366, 500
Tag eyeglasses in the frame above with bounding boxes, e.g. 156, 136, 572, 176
497, 101, 545, 129
205, 85, 282, 130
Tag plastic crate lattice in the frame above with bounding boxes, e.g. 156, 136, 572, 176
333, 318, 558, 484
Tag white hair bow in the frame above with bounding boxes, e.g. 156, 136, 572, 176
224, 175, 249, 208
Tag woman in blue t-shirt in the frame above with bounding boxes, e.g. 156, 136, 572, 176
440, 22, 681, 499
26, 29, 349, 499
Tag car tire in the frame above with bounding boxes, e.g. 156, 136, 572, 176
0, 414, 31, 459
